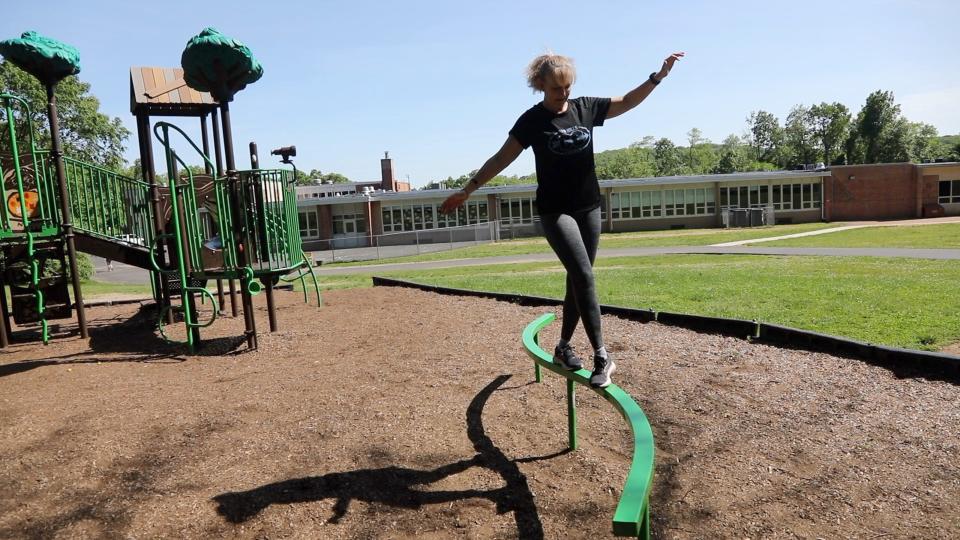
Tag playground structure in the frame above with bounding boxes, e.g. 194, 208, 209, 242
523, 313, 655, 538
0, 29, 319, 352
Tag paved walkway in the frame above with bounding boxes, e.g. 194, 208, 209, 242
711, 215, 960, 246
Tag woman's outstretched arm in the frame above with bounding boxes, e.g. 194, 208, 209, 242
606, 52, 684, 120
440, 136, 524, 213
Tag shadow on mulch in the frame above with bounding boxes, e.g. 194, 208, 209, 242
214, 374, 552, 538
86, 304, 247, 358
0, 305, 250, 379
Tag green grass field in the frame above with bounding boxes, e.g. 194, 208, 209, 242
754, 223, 960, 248
306, 254, 960, 351
78, 280, 152, 297
327, 222, 842, 267
70, 219, 960, 353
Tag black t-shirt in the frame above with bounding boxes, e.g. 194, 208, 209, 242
509, 96, 611, 214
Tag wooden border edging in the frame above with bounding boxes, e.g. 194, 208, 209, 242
372, 277, 959, 379
523, 313, 654, 538
757, 323, 960, 375
372, 276, 562, 307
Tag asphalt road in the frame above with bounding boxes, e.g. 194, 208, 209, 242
88, 255, 151, 285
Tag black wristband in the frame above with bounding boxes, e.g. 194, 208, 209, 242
648, 72, 662, 85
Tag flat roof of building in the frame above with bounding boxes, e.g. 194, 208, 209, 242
296, 169, 831, 207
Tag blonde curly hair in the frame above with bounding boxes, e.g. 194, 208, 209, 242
526, 53, 576, 92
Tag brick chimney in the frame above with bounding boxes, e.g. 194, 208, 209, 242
380, 151, 396, 191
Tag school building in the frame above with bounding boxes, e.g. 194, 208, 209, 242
296, 155, 960, 251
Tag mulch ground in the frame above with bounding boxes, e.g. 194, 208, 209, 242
0, 286, 957, 539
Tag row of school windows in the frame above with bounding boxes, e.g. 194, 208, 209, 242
720, 182, 822, 211
610, 182, 821, 220
939, 180, 960, 204
611, 188, 715, 219
381, 200, 490, 232
297, 181, 825, 235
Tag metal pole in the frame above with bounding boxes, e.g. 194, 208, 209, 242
0, 275, 10, 347
201, 114, 226, 310
170, 156, 201, 347
567, 379, 578, 450
138, 114, 173, 322
250, 141, 277, 333
46, 84, 87, 338
533, 333, 542, 383
211, 108, 237, 317
220, 101, 258, 349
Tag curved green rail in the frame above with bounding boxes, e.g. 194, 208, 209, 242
522, 313, 655, 538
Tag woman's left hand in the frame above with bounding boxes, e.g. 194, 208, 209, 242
656, 52, 685, 80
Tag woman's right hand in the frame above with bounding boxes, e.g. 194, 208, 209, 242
440, 190, 469, 214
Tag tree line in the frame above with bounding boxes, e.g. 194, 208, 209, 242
435, 90, 960, 189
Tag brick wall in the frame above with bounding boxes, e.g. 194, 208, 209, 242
825, 163, 917, 220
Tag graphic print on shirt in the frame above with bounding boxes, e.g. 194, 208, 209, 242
546, 126, 591, 155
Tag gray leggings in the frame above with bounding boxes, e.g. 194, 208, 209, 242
540, 206, 603, 350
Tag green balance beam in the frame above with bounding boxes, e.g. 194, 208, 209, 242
522, 313, 655, 538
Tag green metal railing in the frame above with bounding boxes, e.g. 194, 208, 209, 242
1, 93, 62, 343
151, 122, 319, 349
30, 152, 155, 246
522, 313, 655, 538
0, 94, 58, 239
238, 168, 303, 273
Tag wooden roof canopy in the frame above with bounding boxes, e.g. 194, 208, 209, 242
130, 66, 218, 116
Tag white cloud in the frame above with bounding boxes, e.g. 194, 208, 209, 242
899, 87, 960, 135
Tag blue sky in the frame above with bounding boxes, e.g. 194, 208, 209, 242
2, 0, 958, 186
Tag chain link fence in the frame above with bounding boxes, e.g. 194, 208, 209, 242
308, 221, 514, 264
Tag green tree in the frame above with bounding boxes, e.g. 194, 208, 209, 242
745, 110, 782, 164
595, 144, 655, 179
321, 172, 350, 184
849, 90, 907, 164
294, 169, 312, 185
905, 122, 941, 163
809, 102, 851, 165
685, 127, 718, 174
0, 60, 129, 170
783, 105, 819, 168
654, 138, 686, 176
714, 134, 751, 173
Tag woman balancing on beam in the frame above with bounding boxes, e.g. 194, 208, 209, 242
441, 51, 684, 388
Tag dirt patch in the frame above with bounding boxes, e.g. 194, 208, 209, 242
941, 342, 960, 357
0, 287, 957, 539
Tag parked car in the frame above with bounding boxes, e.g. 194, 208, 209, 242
118, 234, 145, 246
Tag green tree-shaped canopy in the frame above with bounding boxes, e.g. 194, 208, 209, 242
0, 31, 80, 85
181, 28, 262, 102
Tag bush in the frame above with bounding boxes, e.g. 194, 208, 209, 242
75, 253, 94, 281
41, 252, 94, 282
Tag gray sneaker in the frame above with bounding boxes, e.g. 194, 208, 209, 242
553, 344, 583, 371
590, 356, 616, 388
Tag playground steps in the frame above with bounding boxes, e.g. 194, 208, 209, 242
2, 239, 72, 324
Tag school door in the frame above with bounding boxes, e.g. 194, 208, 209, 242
332, 213, 366, 248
